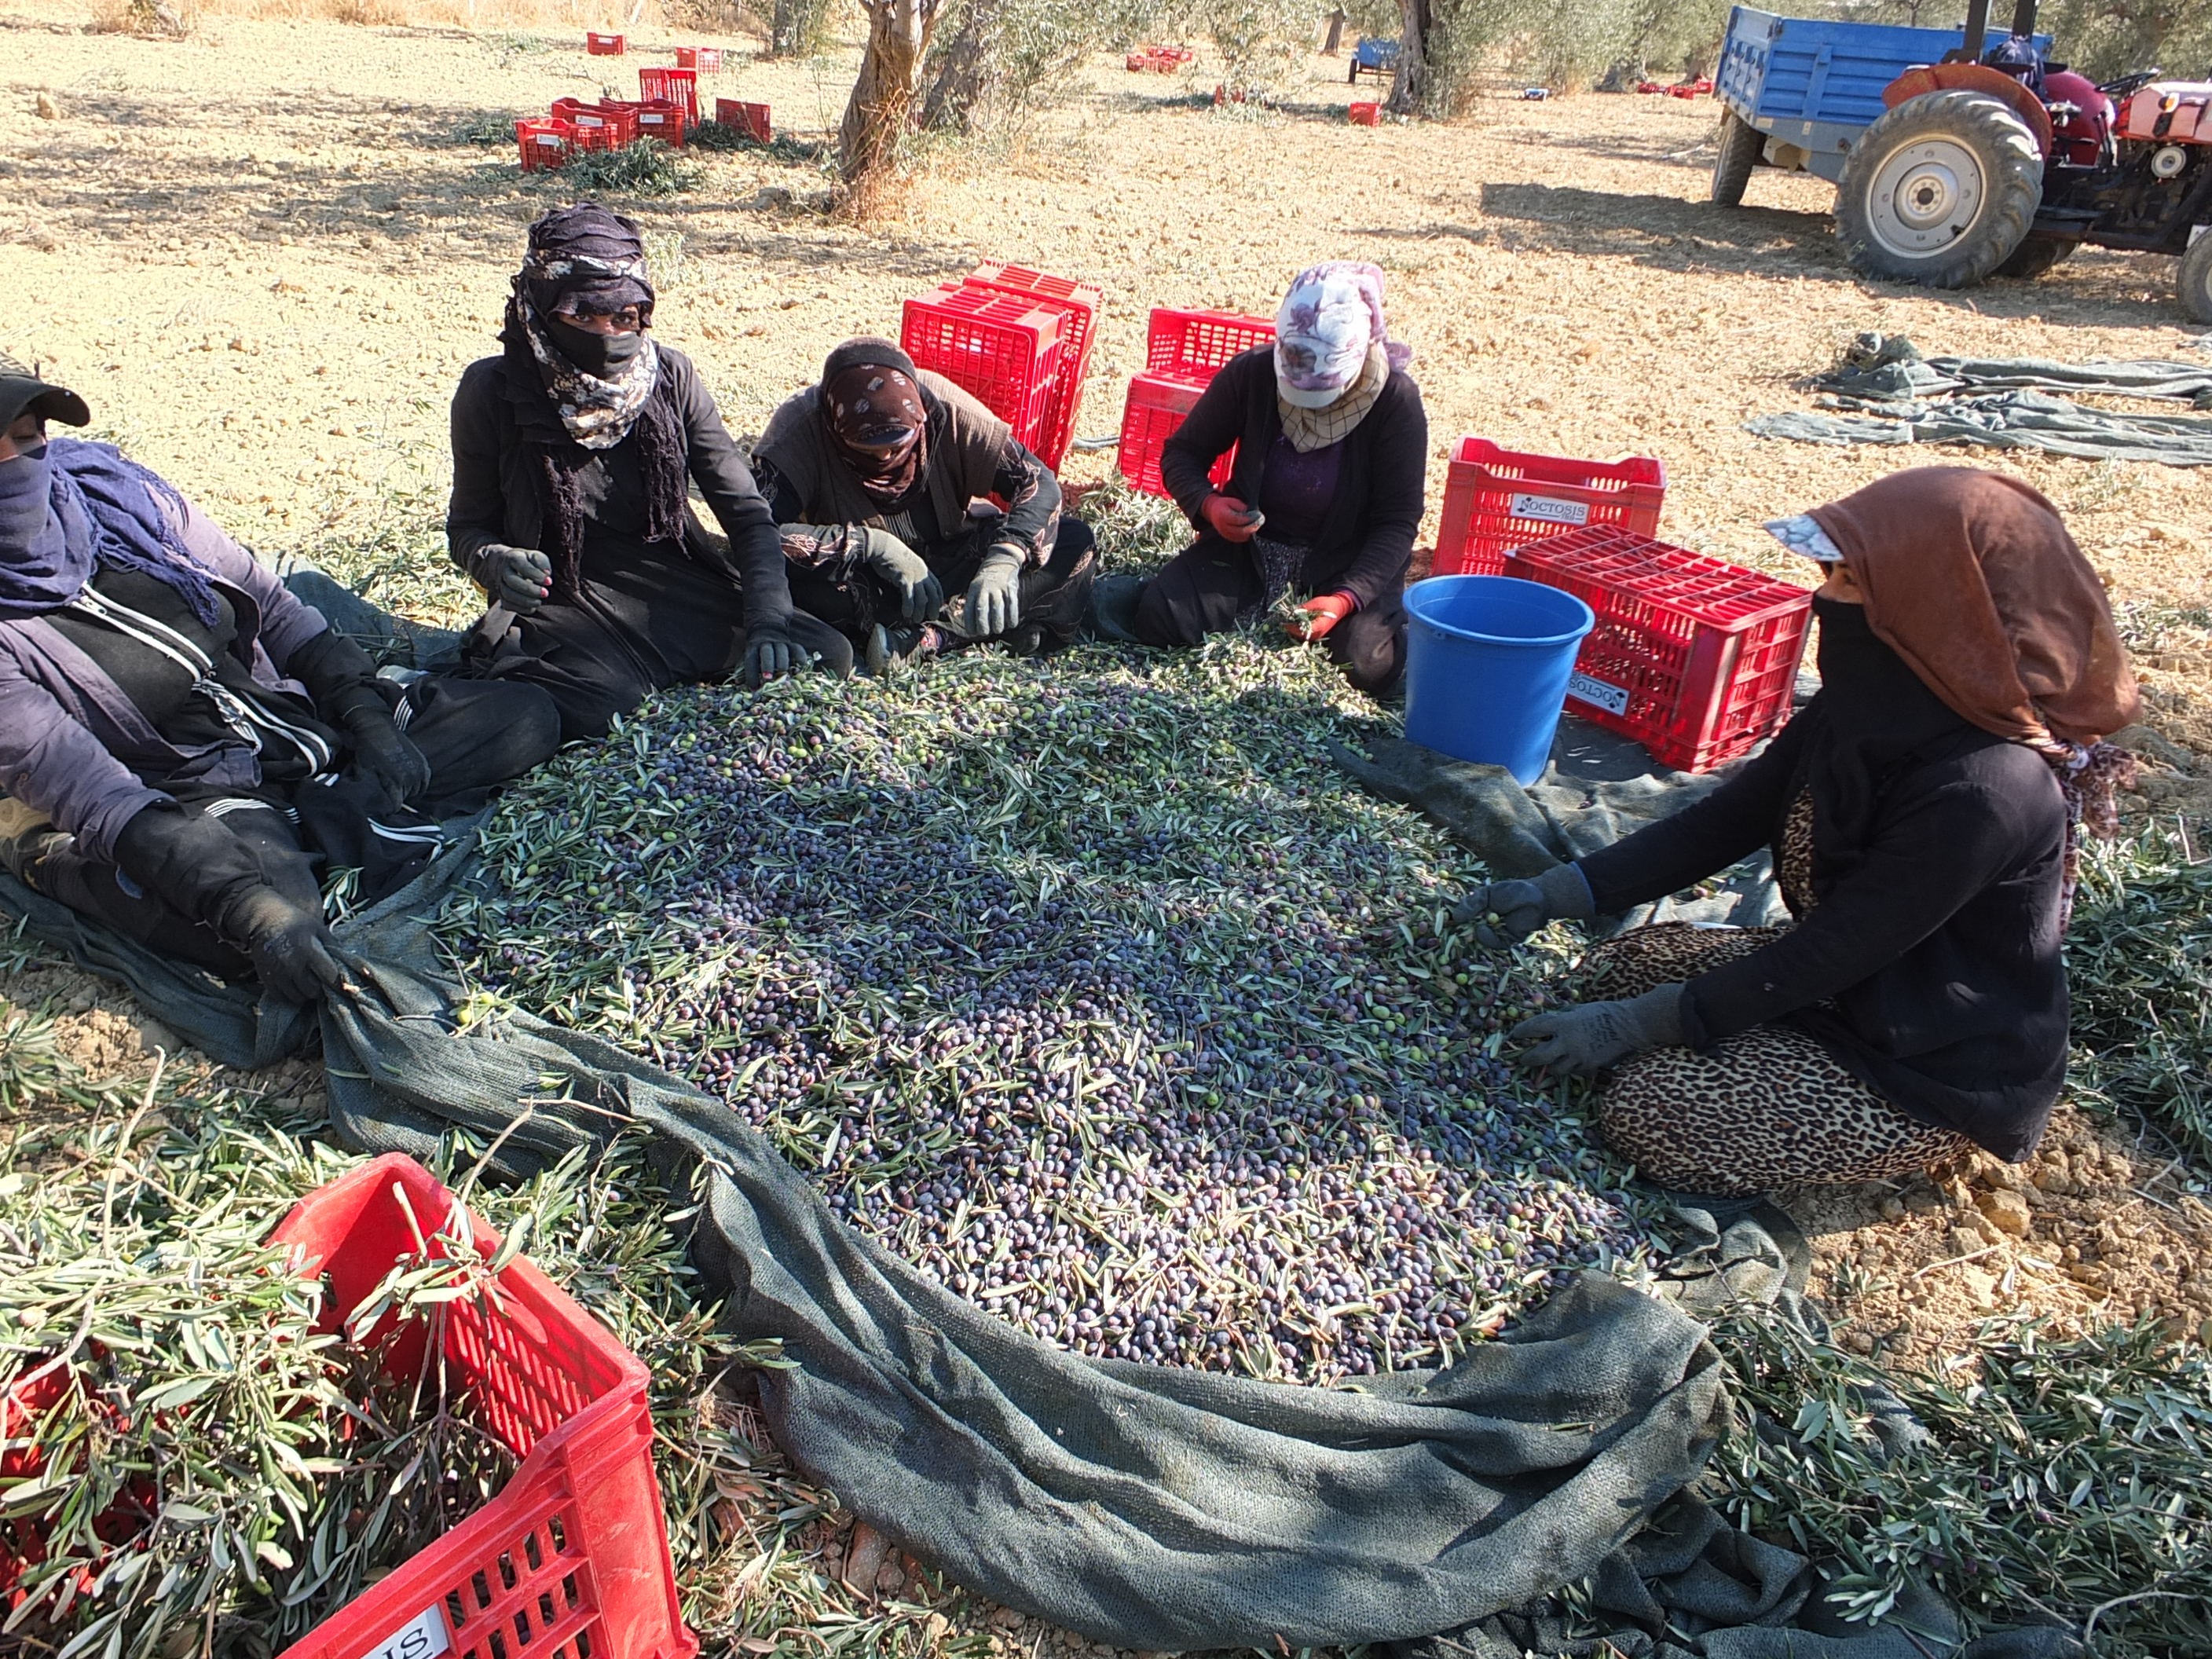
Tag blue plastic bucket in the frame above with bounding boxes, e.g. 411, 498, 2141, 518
1403, 575, 1595, 786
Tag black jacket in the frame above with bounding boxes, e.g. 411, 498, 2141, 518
1577, 709, 2070, 1159
445, 346, 792, 629
1159, 349, 1426, 611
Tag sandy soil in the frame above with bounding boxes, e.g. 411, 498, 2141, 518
3, 11, 2211, 1637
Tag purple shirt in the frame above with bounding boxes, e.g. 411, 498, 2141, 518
1256, 435, 1344, 552
0, 490, 330, 862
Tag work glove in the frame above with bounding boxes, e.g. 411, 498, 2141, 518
742, 617, 798, 687
1287, 591, 1355, 643
286, 628, 431, 806
1456, 862, 1596, 945
218, 885, 349, 1005
466, 544, 554, 614
1510, 983, 1686, 1076
965, 545, 1025, 639
857, 528, 944, 624
1200, 494, 1263, 544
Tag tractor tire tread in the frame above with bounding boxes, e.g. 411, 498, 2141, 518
1995, 233, 2076, 280
1834, 89, 2044, 290
2181, 231, 2212, 325
1712, 110, 1762, 207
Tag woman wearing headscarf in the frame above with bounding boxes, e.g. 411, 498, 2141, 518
1132, 262, 1425, 698
1471, 467, 2138, 1195
750, 339, 1095, 672
447, 203, 848, 740
0, 351, 560, 1002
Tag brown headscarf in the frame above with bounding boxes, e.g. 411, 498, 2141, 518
820, 339, 929, 508
1807, 467, 2141, 914
1807, 467, 2138, 749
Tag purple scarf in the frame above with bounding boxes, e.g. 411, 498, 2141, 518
0, 438, 219, 624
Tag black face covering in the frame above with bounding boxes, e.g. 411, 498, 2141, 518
546, 316, 647, 379
1804, 595, 1980, 873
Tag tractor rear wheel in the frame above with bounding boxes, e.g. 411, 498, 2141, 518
1995, 234, 2075, 280
2181, 232, 2212, 324
1712, 110, 1762, 207
1835, 90, 2043, 288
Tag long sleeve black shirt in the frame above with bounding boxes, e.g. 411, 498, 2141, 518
445, 346, 792, 629
1575, 710, 2071, 1159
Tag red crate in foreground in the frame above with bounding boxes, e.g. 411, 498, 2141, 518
517, 118, 575, 171
637, 66, 699, 127
714, 97, 771, 141
1350, 101, 1380, 125
1434, 437, 1666, 578
1117, 372, 1234, 498
1506, 527, 1811, 774
902, 285, 1066, 449
551, 97, 639, 145
1144, 306, 1273, 379
586, 30, 624, 54
962, 262, 1103, 471
269, 1155, 693, 1659
635, 101, 687, 145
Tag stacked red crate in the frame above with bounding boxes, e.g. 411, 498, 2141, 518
638, 66, 699, 129
899, 287, 1067, 449
1116, 306, 1274, 499
1432, 438, 1666, 577
958, 262, 1101, 471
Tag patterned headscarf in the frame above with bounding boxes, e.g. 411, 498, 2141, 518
503, 203, 660, 452
1273, 262, 1410, 409
819, 339, 930, 508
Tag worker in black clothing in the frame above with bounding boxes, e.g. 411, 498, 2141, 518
1470, 468, 2141, 1195
446, 203, 848, 742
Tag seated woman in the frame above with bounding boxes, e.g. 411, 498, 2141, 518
0, 352, 560, 1002
1478, 468, 2138, 1196
1133, 262, 1424, 698
448, 203, 848, 741
750, 339, 1095, 672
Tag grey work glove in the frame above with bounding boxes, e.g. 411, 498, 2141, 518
965, 544, 1025, 639
1457, 862, 1596, 945
220, 886, 347, 1005
742, 618, 798, 688
467, 544, 553, 614
857, 527, 944, 624
1510, 983, 1686, 1075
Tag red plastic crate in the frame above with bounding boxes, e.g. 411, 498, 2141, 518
1350, 101, 1380, 125
635, 101, 687, 145
551, 97, 639, 145
586, 31, 624, 54
637, 67, 698, 127
1117, 372, 1235, 499
1433, 436, 1666, 578
270, 1155, 694, 1659
1505, 527, 1811, 773
516, 118, 574, 172
674, 46, 722, 71
901, 285, 1066, 449
714, 97, 771, 141
1144, 307, 1273, 379
962, 262, 1103, 471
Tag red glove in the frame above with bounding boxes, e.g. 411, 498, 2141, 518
1287, 591, 1355, 642
1201, 494, 1263, 544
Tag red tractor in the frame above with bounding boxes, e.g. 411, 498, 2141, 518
1712, 0, 2212, 318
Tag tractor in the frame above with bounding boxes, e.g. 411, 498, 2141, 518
1712, 0, 2212, 320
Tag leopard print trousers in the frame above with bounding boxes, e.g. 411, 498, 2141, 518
1581, 924, 1974, 1196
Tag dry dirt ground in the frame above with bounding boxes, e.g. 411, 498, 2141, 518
3, 8, 2211, 1640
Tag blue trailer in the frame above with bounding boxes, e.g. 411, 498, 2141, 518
1713, 7, 2046, 184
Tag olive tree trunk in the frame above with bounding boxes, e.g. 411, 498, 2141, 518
1386, 0, 1432, 115
840, 0, 942, 203
921, 0, 996, 133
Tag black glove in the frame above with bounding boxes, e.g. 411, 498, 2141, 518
743, 618, 797, 688
1457, 862, 1596, 945
1509, 983, 1686, 1075
217, 885, 347, 1004
965, 545, 1025, 639
465, 544, 553, 614
113, 805, 343, 1002
286, 629, 431, 805
856, 528, 944, 624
